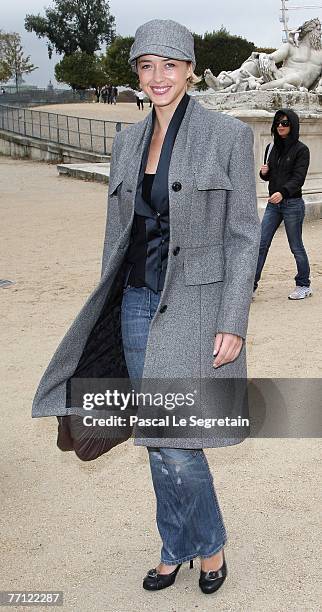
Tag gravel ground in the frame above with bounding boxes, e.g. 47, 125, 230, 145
0, 155, 320, 612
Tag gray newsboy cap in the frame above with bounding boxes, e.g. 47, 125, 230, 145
129, 19, 196, 73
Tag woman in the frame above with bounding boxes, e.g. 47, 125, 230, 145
32, 19, 261, 595
253, 108, 312, 300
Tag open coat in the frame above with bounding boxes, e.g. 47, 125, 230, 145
32, 95, 261, 449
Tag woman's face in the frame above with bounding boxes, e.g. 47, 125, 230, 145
275, 114, 291, 138
137, 55, 192, 108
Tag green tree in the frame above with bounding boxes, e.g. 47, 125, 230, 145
102, 35, 138, 88
55, 51, 107, 98
193, 27, 256, 90
0, 32, 37, 92
0, 32, 12, 81
25, 0, 115, 58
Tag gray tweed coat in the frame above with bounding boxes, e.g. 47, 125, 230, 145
32, 95, 261, 449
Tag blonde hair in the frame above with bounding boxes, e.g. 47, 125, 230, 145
187, 71, 202, 90
185, 60, 202, 90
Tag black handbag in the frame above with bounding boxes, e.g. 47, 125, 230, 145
56, 414, 133, 461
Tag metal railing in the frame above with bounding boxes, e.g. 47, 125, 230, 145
0, 104, 133, 156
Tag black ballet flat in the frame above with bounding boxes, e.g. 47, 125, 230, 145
143, 558, 194, 591
199, 551, 227, 594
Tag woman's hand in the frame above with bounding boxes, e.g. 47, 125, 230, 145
268, 191, 283, 204
213, 333, 243, 368
260, 164, 269, 175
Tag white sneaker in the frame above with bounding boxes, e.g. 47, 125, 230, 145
288, 286, 313, 300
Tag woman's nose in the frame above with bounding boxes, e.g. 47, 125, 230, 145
152, 66, 165, 82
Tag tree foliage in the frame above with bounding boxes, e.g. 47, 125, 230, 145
25, 0, 115, 58
0, 32, 12, 81
102, 36, 138, 89
193, 27, 256, 89
255, 47, 277, 54
55, 51, 107, 96
0, 32, 37, 91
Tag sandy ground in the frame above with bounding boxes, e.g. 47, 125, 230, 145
34, 102, 151, 124
0, 155, 321, 612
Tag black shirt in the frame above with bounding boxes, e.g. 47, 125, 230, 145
125, 172, 167, 290
142, 172, 154, 203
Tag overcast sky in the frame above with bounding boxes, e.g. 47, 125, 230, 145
2, 0, 322, 87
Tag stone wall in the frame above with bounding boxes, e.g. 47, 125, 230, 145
0, 89, 92, 107
0, 129, 109, 164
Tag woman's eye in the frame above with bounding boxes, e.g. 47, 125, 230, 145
165, 63, 175, 68
141, 64, 151, 69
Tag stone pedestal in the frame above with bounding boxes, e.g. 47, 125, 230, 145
199, 89, 322, 113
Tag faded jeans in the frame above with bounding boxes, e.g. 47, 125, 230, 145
254, 197, 311, 290
121, 285, 227, 564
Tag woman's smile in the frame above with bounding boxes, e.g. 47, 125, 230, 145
150, 86, 172, 95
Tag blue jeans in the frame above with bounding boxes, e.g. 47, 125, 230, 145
121, 285, 227, 564
254, 197, 311, 290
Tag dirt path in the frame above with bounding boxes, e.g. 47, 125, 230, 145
0, 156, 320, 612
33, 101, 150, 123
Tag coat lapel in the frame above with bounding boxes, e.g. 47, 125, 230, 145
114, 112, 154, 226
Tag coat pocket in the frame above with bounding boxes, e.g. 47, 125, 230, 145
183, 244, 224, 285
194, 168, 233, 191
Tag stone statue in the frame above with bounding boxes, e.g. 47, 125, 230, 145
204, 56, 264, 92
205, 18, 322, 93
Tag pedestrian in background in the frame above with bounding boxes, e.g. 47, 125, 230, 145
107, 84, 113, 104
254, 108, 312, 300
112, 85, 118, 104
102, 86, 108, 104
137, 89, 145, 110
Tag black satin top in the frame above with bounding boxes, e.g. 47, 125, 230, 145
123, 93, 190, 293
142, 172, 155, 203
125, 172, 162, 289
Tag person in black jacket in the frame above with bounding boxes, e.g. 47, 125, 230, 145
253, 108, 312, 300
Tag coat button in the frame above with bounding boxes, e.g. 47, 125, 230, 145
159, 305, 167, 313
173, 246, 180, 255
172, 181, 182, 192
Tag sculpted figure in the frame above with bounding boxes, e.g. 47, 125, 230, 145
205, 18, 322, 92
204, 54, 263, 91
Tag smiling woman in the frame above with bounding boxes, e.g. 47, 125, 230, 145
32, 17, 261, 598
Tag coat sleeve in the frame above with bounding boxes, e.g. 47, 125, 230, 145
279, 145, 310, 199
215, 124, 261, 340
100, 132, 123, 277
